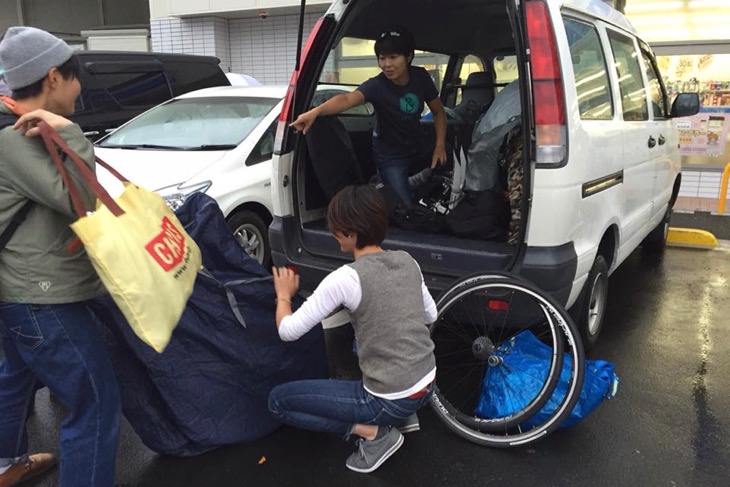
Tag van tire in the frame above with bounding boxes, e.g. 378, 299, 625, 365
642, 206, 672, 254
571, 255, 608, 350
227, 210, 270, 267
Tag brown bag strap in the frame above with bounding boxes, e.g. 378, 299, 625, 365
1, 96, 129, 217
37, 121, 125, 217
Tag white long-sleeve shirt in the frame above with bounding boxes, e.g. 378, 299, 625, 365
279, 264, 438, 342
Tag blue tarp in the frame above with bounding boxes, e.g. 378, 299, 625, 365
474, 330, 618, 429
93, 192, 328, 456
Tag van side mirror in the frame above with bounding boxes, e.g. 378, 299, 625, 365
670, 92, 700, 118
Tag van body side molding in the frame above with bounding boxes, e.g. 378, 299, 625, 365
582, 170, 624, 198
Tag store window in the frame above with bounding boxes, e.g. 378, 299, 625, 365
494, 55, 518, 86
657, 53, 730, 169
319, 37, 450, 111
454, 55, 486, 105
458, 55, 484, 83
564, 18, 613, 120
607, 30, 648, 121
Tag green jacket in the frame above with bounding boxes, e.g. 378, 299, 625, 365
0, 104, 103, 303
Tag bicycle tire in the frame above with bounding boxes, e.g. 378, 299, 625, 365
429, 274, 585, 447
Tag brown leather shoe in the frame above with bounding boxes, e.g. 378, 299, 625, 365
0, 453, 58, 487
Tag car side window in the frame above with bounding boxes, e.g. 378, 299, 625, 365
639, 46, 668, 119
563, 18, 613, 120
607, 30, 648, 122
246, 120, 276, 166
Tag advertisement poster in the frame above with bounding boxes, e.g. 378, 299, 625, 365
676, 107, 730, 158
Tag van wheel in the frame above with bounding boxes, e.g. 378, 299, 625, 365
642, 206, 672, 254
226, 210, 270, 267
571, 255, 608, 350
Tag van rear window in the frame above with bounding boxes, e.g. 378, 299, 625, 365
564, 18, 613, 120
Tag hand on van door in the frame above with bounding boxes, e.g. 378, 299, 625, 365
272, 266, 300, 301
290, 110, 318, 134
290, 91, 365, 134
14, 109, 73, 137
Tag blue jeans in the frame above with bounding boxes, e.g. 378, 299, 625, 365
0, 301, 121, 487
268, 379, 433, 440
374, 141, 433, 206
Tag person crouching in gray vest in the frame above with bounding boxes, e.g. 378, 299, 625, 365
269, 184, 437, 473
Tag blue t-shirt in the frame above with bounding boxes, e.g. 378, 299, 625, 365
357, 66, 438, 153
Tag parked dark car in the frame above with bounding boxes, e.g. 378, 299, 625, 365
70, 51, 230, 139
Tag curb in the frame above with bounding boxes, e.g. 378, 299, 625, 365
667, 227, 718, 249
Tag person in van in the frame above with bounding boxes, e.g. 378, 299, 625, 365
268, 184, 437, 473
0, 26, 121, 487
290, 27, 448, 205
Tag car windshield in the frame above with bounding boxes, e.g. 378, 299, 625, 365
97, 96, 280, 149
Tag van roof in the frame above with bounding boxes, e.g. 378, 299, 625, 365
561, 0, 637, 34
340, 0, 638, 55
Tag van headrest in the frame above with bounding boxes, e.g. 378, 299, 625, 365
464, 71, 494, 88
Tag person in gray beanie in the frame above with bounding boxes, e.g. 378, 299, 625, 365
0, 26, 121, 487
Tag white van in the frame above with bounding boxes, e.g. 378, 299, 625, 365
269, 0, 700, 347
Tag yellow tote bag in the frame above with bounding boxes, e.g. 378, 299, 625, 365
40, 122, 201, 353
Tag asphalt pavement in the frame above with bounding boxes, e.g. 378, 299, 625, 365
17, 243, 730, 487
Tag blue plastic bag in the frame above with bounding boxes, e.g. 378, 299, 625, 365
474, 331, 619, 428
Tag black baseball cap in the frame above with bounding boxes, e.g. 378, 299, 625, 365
374, 27, 415, 58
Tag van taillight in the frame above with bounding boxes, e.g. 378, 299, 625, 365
277, 17, 326, 148
279, 17, 325, 125
526, 0, 566, 164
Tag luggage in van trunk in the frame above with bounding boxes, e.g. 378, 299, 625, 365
445, 189, 509, 241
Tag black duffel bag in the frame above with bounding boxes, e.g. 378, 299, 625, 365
445, 189, 509, 241
376, 183, 446, 234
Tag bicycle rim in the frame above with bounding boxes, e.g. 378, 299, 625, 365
429, 276, 585, 447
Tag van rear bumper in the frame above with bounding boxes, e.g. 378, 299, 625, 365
519, 242, 577, 307
270, 216, 342, 291
271, 216, 577, 305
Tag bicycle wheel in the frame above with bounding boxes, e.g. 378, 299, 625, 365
429, 274, 585, 447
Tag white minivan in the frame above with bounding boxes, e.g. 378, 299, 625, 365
269, 0, 700, 347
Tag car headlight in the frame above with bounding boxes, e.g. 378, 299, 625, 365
156, 181, 212, 211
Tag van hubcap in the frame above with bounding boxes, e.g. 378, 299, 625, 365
587, 274, 607, 336
233, 224, 263, 264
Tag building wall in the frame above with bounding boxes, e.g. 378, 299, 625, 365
0, 0, 149, 39
149, 0, 329, 20
228, 14, 318, 83
679, 171, 730, 201
150, 13, 319, 84
151, 17, 231, 72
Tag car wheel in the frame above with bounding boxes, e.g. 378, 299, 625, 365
642, 205, 672, 254
571, 254, 609, 350
226, 210, 270, 267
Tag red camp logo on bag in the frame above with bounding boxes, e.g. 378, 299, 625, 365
145, 217, 187, 272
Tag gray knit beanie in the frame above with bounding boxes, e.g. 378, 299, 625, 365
0, 26, 74, 91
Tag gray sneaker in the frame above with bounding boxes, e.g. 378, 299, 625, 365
408, 168, 432, 189
397, 413, 420, 434
346, 426, 404, 473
